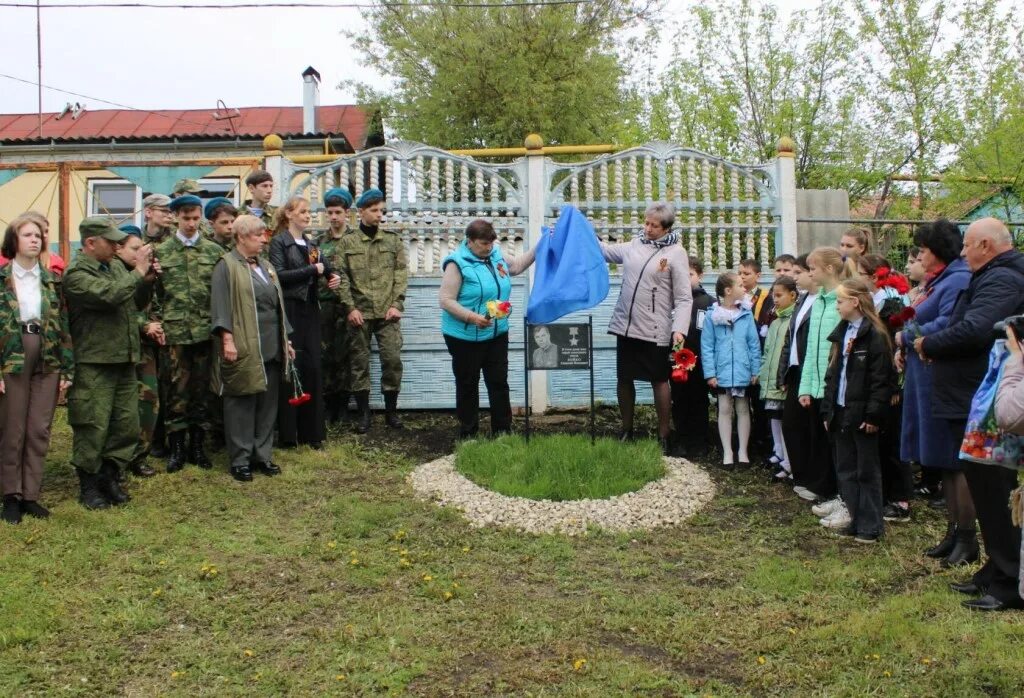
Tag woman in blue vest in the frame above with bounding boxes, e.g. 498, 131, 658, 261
439, 219, 535, 439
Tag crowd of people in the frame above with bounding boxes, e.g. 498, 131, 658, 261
2, 189, 1022, 612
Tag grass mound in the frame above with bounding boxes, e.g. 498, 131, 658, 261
454, 434, 665, 501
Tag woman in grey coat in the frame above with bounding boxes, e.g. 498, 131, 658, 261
600, 202, 693, 453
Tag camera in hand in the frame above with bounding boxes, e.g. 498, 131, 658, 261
993, 314, 1024, 341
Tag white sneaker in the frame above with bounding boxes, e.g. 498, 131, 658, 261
812, 497, 843, 517
793, 486, 817, 501
819, 504, 851, 529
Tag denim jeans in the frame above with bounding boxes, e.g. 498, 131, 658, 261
834, 408, 884, 537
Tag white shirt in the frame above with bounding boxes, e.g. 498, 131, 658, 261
176, 231, 200, 247
788, 292, 818, 367
12, 261, 42, 323
837, 317, 864, 407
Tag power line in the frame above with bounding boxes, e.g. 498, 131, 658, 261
1, 0, 590, 8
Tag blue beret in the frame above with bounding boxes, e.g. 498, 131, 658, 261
355, 188, 384, 209
118, 224, 142, 238
323, 187, 353, 208
169, 194, 203, 211
204, 196, 235, 220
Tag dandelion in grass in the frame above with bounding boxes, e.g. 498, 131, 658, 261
573, 658, 588, 672
757, 656, 766, 665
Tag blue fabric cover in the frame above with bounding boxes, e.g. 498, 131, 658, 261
526, 205, 609, 323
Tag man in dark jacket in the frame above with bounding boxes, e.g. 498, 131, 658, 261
917, 218, 1024, 611
671, 259, 715, 455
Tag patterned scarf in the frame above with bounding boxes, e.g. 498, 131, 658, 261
640, 230, 679, 249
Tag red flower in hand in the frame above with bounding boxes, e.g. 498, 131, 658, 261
288, 392, 312, 406
672, 347, 697, 370
874, 266, 910, 294
887, 306, 917, 329
671, 366, 689, 383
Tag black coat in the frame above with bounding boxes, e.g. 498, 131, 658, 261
268, 231, 333, 303
923, 250, 1024, 420
685, 285, 715, 366
779, 290, 813, 386
821, 319, 893, 430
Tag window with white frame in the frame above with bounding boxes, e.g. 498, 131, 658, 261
198, 177, 241, 209
88, 179, 142, 225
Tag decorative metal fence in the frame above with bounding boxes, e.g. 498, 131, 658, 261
269, 139, 795, 410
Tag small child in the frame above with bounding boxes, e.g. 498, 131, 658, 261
702, 272, 762, 468
759, 276, 799, 480
821, 278, 895, 544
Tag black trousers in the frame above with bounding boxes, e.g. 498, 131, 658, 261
880, 400, 914, 502
671, 362, 710, 450
278, 298, 325, 446
782, 371, 837, 498
950, 420, 1023, 602
444, 333, 512, 437
834, 411, 884, 537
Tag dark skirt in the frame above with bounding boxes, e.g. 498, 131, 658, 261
615, 335, 671, 382
278, 298, 325, 445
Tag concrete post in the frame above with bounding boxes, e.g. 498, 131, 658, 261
775, 136, 798, 257
524, 133, 549, 414
262, 134, 286, 206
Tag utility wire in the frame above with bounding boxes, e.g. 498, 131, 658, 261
2, 1, 590, 8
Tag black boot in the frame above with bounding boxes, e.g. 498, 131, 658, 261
326, 394, 341, 425
100, 461, 131, 505
355, 391, 371, 434
166, 431, 187, 473
77, 468, 111, 510
384, 391, 403, 429
924, 522, 957, 558
188, 427, 213, 469
230, 464, 253, 482
658, 437, 671, 456
942, 528, 980, 568
337, 391, 351, 424
1, 495, 21, 524
129, 459, 157, 478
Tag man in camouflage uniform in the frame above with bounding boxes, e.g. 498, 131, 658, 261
141, 193, 175, 457
115, 228, 162, 478
142, 193, 175, 245
337, 188, 408, 433
318, 187, 354, 424
237, 170, 277, 234
203, 197, 237, 251
171, 178, 214, 238
156, 194, 224, 472
64, 217, 158, 509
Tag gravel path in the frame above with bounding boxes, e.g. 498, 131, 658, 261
408, 455, 716, 535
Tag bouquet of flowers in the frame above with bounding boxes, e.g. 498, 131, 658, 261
874, 266, 910, 295
486, 300, 512, 319
888, 305, 916, 330
288, 362, 312, 406
670, 343, 698, 383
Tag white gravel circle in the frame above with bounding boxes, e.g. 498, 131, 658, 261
408, 455, 716, 535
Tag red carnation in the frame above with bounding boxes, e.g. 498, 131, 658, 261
671, 366, 689, 383
875, 266, 911, 295
887, 306, 916, 329
288, 392, 312, 406
672, 347, 697, 370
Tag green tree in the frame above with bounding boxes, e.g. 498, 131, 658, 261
347, 0, 656, 149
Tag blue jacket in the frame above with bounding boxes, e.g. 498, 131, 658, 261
526, 205, 609, 323
440, 240, 512, 342
701, 304, 762, 388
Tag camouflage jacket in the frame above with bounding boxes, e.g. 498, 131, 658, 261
337, 225, 408, 318
0, 263, 73, 380
143, 224, 174, 247
64, 254, 153, 364
204, 228, 235, 253
119, 257, 161, 358
316, 226, 351, 303
155, 234, 225, 345
238, 202, 277, 230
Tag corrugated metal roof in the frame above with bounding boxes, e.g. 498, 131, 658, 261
0, 105, 371, 148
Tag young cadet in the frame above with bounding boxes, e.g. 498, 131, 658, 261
318, 187, 355, 423
238, 170, 277, 232
204, 197, 237, 251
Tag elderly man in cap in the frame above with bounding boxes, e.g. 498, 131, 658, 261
238, 170, 277, 231
156, 194, 225, 472
64, 217, 159, 508
142, 194, 174, 246
204, 197, 237, 251
318, 187, 355, 423
337, 188, 408, 433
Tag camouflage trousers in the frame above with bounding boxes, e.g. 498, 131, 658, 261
129, 345, 160, 464
348, 318, 403, 393
320, 301, 352, 397
165, 341, 212, 433
68, 362, 139, 475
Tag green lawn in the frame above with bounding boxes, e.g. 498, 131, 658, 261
1, 407, 1023, 696
455, 434, 665, 500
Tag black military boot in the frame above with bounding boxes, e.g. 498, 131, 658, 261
325, 395, 341, 424
355, 391, 371, 434
337, 391, 351, 424
150, 418, 168, 458
383, 391, 404, 429
165, 431, 187, 473
129, 459, 157, 478
100, 461, 131, 505
76, 468, 111, 510
2, 495, 22, 524
188, 427, 213, 469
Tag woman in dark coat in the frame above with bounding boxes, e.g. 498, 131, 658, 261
269, 196, 340, 449
897, 220, 972, 563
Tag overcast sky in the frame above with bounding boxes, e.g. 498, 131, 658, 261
1, 0, 818, 116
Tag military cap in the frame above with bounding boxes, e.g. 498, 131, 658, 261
118, 223, 143, 237
142, 193, 172, 209
204, 196, 236, 220
80, 216, 129, 242
169, 194, 203, 212
171, 178, 202, 195
355, 188, 385, 209
324, 187, 353, 209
